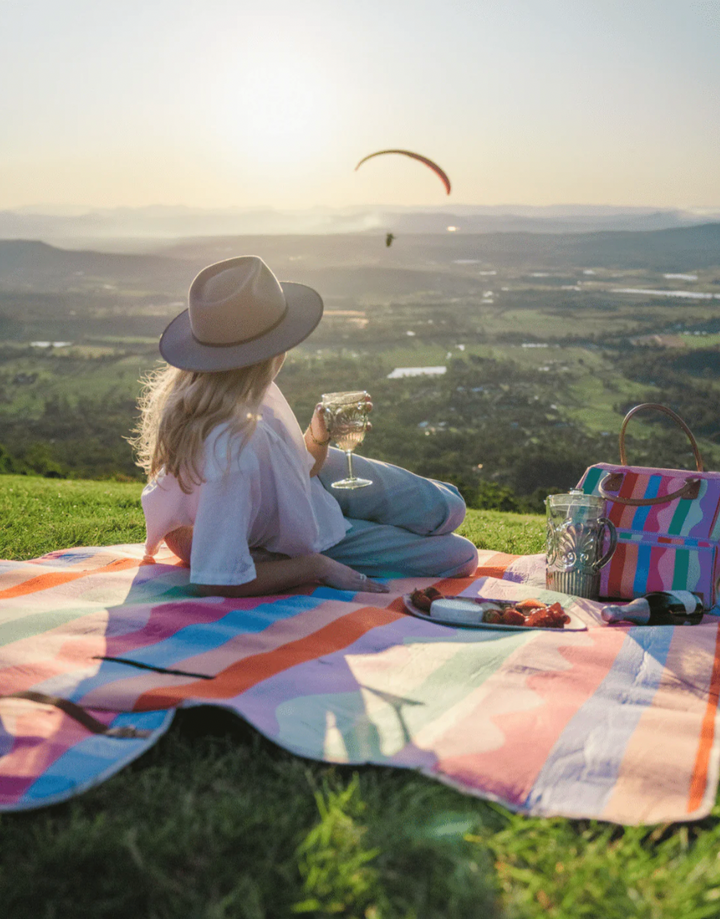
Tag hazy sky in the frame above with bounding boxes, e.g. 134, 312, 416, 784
1, 0, 719, 210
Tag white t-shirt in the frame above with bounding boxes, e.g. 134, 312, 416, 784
141, 383, 349, 585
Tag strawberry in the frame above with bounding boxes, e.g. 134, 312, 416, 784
410, 589, 432, 612
501, 608, 526, 626
410, 586, 445, 612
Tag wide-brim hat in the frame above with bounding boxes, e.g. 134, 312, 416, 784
159, 255, 323, 372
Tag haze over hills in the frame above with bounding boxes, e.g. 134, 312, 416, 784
1, 204, 720, 249
1, 224, 719, 299
0, 240, 183, 293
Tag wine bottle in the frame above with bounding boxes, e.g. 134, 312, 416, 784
601, 590, 705, 625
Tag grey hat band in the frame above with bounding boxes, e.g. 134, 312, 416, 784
190, 302, 289, 349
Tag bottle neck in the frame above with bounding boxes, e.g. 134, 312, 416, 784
601, 598, 650, 624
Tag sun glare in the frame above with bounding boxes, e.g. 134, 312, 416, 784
216, 53, 332, 168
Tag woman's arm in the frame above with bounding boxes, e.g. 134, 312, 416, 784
195, 553, 389, 598
303, 398, 373, 476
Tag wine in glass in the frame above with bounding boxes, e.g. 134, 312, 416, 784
321, 391, 373, 489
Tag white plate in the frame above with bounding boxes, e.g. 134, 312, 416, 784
402, 595, 588, 632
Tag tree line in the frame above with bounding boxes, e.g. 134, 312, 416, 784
1, 348, 718, 513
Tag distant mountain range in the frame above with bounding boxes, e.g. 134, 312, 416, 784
1, 204, 719, 246
1, 223, 718, 296
0, 239, 183, 292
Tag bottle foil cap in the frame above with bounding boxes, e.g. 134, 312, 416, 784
601, 598, 651, 624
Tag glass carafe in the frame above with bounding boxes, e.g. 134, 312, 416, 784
545, 490, 617, 599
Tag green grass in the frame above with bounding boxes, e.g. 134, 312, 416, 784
0, 353, 154, 418
0, 476, 146, 558
681, 332, 720, 348
2, 475, 720, 918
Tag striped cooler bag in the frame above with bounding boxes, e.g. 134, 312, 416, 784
576, 403, 720, 606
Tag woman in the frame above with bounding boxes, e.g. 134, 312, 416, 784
133, 256, 478, 597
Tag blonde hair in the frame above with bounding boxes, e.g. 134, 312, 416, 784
131, 357, 279, 492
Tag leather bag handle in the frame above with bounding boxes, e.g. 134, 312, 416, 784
599, 403, 703, 507
619, 403, 704, 471
598, 473, 701, 506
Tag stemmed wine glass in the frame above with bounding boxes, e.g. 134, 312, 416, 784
320, 391, 373, 489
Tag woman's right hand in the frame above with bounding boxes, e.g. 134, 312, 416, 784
314, 555, 389, 593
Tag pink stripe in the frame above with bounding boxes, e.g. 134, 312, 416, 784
428, 628, 627, 807
607, 471, 633, 528
0, 611, 112, 695
655, 546, 675, 590
643, 501, 663, 533
104, 597, 256, 656
0, 706, 108, 802
620, 544, 637, 598
621, 473, 648, 529
79, 599, 359, 709
602, 622, 720, 823
655, 493, 678, 534
0, 593, 285, 697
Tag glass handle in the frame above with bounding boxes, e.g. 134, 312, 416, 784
594, 518, 617, 570
545, 519, 557, 566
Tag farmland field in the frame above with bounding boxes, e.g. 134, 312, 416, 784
1, 225, 719, 505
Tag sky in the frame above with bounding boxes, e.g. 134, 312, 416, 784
1, 0, 719, 211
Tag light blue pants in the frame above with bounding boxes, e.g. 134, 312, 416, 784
318, 448, 479, 578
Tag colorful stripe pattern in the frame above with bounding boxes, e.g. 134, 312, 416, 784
1, 544, 720, 824
579, 463, 720, 604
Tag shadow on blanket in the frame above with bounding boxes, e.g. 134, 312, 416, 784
0, 543, 719, 825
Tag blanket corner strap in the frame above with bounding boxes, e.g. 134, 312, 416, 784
618, 402, 704, 471
598, 473, 702, 506
0, 691, 153, 739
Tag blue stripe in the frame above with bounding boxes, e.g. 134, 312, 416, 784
523, 628, 674, 817
18, 710, 173, 808
616, 532, 707, 549
631, 475, 662, 530
39, 550, 99, 565
632, 543, 653, 596
312, 583, 390, 601
120, 596, 322, 668
68, 595, 326, 701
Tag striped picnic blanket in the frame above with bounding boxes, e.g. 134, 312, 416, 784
1, 544, 719, 824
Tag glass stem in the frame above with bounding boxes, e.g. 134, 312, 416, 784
345, 451, 355, 481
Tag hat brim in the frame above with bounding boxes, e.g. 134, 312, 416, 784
159, 282, 323, 372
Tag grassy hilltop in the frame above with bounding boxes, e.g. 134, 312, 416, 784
2, 477, 720, 918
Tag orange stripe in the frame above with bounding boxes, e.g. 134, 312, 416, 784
688, 622, 720, 811
471, 551, 518, 582
417, 556, 517, 600
0, 557, 144, 600
432, 575, 482, 597
608, 471, 638, 529
133, 604, 404, 710
387, 596, 408, 614
606, 542, 627, 598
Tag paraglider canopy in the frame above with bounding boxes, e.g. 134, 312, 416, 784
355, 149, 451, 195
